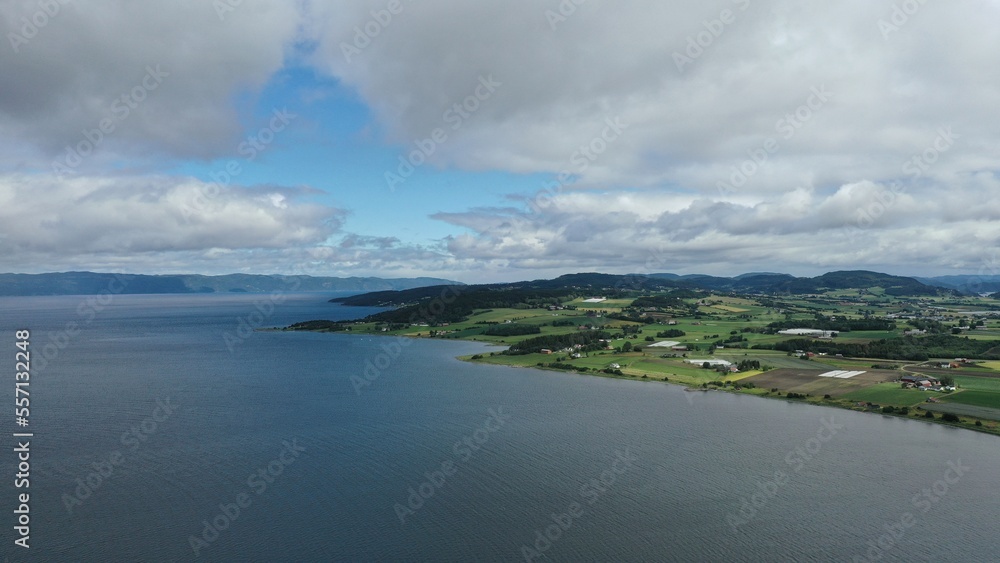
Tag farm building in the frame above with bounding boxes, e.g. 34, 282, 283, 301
778, 328, 838, 338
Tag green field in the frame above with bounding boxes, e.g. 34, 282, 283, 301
841, 383, 928, 406
954, 376, 1000, 392
941, 390, 1000, 410
922, 403, 1000, 422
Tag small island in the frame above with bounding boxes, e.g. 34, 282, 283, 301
285, 272, 1000, 437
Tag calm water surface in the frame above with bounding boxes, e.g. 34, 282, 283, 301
1, 293, 998, 562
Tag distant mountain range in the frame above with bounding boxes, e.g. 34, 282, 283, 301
0, 272, 462, 296
3, 270, 989, 298
915, 275, 1000, 295
646, 270, 944, 296
332, 270, 966, 310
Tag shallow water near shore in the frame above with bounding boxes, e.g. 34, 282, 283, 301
1, 293, 998, 561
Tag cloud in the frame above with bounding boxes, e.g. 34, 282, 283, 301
311, 0, 1000, 192
0, 173, 474, 278
3, 1, 999, 280
0, 172, 342, 262
433, 178, 1000, 277
0, 0, 303, 167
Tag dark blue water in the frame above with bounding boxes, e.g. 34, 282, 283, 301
1, 293, 998, 562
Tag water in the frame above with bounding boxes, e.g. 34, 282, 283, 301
1, 293, 998, 562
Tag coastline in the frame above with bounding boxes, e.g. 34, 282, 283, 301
279, 325, 1000, 438
454, 351, 1000, 438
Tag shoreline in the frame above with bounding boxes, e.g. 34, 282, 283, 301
278, 326, 1000, 438
455, 351, 1000, 438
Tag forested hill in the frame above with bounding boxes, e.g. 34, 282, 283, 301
330, 272, 682, 307
332, 270, 949, 309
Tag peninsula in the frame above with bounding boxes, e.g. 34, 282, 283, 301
286, 271, 1000, 436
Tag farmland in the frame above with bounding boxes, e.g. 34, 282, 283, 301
941, 390, 1000, 410
290, 280, 1000, 436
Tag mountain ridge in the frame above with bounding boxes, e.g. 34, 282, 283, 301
0, 272, 462, 296
331, 269, 956, 309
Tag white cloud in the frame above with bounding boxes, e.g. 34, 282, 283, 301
0, 172, 340, 259
433, 178, 1000, 277
3, 1, 1000, 280
311, 0, 1000, 192
0, 0, 302, 167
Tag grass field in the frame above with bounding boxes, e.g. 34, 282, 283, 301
922, 403, 1000, 421
704, 305, 749, 313
841, 384, 928, 406
940, 390, 1000, 409
954, 376, 1000, 392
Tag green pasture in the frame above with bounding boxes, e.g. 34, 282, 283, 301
940, 390, 1000, 410
841, 383, 929, 406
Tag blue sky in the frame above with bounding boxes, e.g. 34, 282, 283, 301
2, 1, 999, 283
172, 65, 534, 245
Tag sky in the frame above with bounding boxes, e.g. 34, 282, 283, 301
1, 0, 999, 284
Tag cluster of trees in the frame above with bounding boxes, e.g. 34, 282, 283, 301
706, 380, 756, 389
506, 331, 611, 355
762, 334, 1000, 361
906, 319, 947, 333
337, 287, 585, 326
767, 315, 896, 333
286, 320, 350, 332
482, 324, 541, 337
537, 362, 589, 373
655, 329, 686, 338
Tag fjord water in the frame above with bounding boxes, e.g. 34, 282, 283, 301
1, 294, 998, 562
